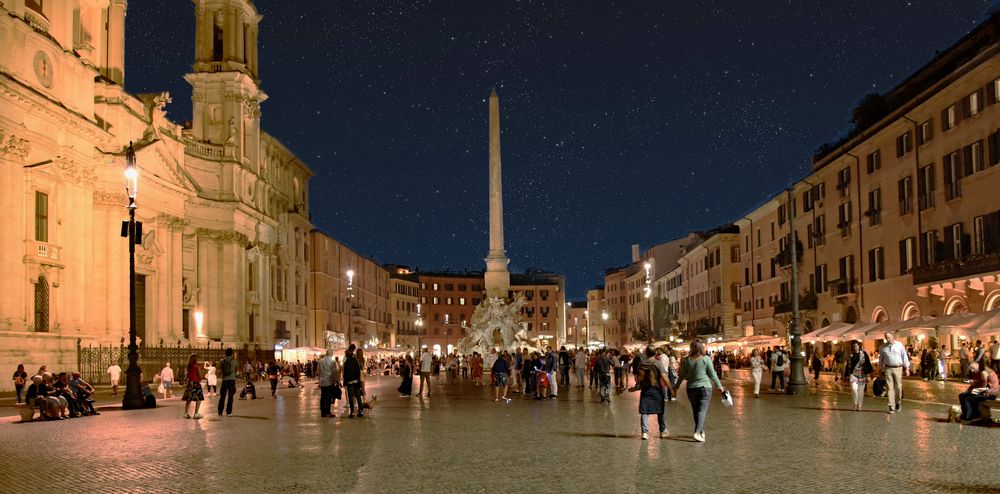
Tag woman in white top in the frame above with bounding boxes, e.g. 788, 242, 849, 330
749, 349, 765, 398
204, 362, 218, 396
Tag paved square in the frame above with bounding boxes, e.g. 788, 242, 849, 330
2, 373, 998, 493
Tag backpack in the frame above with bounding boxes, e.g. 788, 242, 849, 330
636, 361, 661, 391
221, 357, 234, 378
776, 353, 785, 367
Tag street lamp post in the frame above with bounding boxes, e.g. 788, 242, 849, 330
415, 303, 423, 351
346, 269, 354, 347
121, 142, 145, 410
786, 188, 808, 394
643, 261, 653, 343
601, 309, 609, 348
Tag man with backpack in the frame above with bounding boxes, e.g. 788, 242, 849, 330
636, 345, 675, 440
217, 348, 238, 417
770, 347, 787, 392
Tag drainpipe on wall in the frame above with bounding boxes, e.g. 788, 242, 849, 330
845, 151, 864, 315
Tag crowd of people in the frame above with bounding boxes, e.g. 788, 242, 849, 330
11, 331, 998, 433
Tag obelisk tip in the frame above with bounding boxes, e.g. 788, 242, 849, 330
489, 88, 498, 98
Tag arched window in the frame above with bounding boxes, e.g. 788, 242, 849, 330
34, 276, 49, 332
901, 302, 921, 321
872, 306, 889, 323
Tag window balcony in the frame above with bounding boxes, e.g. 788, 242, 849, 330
829, 279, 857, 298
25, 240, 62, 264
773, 292, 818, 314
912, 251, 1000, 285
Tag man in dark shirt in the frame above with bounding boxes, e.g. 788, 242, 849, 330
596, 349, 613, 403
558, 346, 571, 388
342, 344, 363, 417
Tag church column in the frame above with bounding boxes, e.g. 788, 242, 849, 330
249, 27, 258, 76
223, 6, 235, 61
104, 0, 127, 84
236, 15, 245, 64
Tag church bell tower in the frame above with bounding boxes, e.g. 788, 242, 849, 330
185, 0, 265, 162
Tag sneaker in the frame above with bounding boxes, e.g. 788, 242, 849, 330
357, 413, 364, 418
754, 394, 759, 398
193, 413, 202, 419
888, 407, 895, 414
660, 431, 669, 438
895, 404, 901, 412
227, 413, 232, 417
670, 397, 678, 401
641, 432, 648, 440
184, 413, 191, 419
693, 432, 705, 442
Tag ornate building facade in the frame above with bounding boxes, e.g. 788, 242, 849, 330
0, 0, 312, 390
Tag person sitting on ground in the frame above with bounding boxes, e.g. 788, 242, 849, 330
958, 363, 999, 423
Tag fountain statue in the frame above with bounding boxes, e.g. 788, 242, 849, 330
458, 293, 528, 355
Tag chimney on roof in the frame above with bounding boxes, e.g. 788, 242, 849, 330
631, 244, 640, 263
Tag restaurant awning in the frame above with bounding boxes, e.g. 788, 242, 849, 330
802, 322, 852, 343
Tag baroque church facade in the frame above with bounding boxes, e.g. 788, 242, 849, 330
0, 0, 313, 388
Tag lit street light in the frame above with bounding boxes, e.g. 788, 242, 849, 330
601, 309, 609, 348
346, 269, 354, 346
121, 142, 145, 410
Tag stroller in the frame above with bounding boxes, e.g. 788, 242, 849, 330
239, 379, 257, 400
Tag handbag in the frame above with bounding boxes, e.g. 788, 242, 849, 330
720, 389, 733, 408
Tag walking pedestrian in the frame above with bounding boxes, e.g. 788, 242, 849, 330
513, 348, 524, 393
217, 347, 238, 417
12, 364, 27, 404
204, 361, 217, 396
596, 349, 613, 403
972, 340, 987, 375
160, 362, 174, 399
769, 347, 786, 392
107, 362, 122, 398
878, 331, 910, 414
183, 353, 204, 419
267, 360, 280, 398
574, 348, 587, 388
749, 349, 764, 398
545, 346, 559, 398
842, 341, 874, 411
492, 350, 511, 402
398, 354, 413, 397
418, 349, 433, 396
990, 340, 1000, 374
559, 346, 571, 387
810, 350, 823, 384
959, 341, 971, 382
938, 345, 951, 381
833, 347, 846, 379
666, 347, 680, 401
637, 345, 674, 440
343, 345, 363, 417
674, 339, 725, 442
318, 349, 338, 417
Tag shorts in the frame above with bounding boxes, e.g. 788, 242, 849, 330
163, 380, 173, 389
110, 378, 120, 386
493, 372, 509, 387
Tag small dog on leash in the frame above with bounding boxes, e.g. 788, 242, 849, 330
360, 395, 378, 413
947, 405, 961, 423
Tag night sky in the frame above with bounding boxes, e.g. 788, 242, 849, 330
124, 1, 994, 299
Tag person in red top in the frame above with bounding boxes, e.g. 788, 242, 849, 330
958, 363, 999, 422
183, 353, 205, 419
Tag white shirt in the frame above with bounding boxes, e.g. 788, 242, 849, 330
575, 351, 587, 368
420, 352, 433, 373
160, 366, 174, 382
108, 365, 121, 380
770, 352, 786, 371
878, 341, 910, 369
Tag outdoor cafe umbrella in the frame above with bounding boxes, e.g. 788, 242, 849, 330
941, 307, 1000, 337
802, 322, 852, 343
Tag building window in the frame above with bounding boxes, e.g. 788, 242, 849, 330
182, 308, 190, 339
898, 176, 913, 215
446, 297, 453, 305
815, 264, 827, 293
895, 130, 913, 157
34, 275, 49, 333
25, 0, 43, 15
991, 78, 1000, 104
963, 90, 983, 118
540, 290, 549, 300
973, 216, 987, 255
432, 283, 439, 290
432, 297, 439, 305
942, 104, 958, 131
868, 247, 885, 282
866, 150, 881, 174
837, 168, 851, 199
947, 223, 964, 260
459, 297, 466, 305
866, 189, 881, 226
837, 202, 852, 238
917, 165, 935, 211
943, 150, 963, 201
922, 230, 938, 266
445, 284, 453, 291
35, 191, 48, 242
458, 284, 466, 291
966, 140, 984, 174
917, 120, 933, 145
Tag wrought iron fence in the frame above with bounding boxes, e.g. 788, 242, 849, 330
76, 341, 273, 385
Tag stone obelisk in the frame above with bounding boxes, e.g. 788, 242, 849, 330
484, 89, 511, 299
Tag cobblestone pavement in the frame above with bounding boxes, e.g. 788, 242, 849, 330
2, 373, 999, 494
